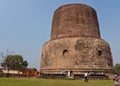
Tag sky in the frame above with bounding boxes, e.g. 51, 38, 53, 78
0, 0, 120, 70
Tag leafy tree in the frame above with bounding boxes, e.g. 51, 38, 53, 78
2, 55, 28, 73
113, 63, 120, 74
21, 60, 28, 72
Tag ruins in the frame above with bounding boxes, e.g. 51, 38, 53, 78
40, 4, 113, 77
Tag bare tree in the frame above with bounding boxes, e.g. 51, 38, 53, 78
0, 49, 14, 77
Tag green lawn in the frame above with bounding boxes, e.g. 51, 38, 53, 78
0, 77, 116, 86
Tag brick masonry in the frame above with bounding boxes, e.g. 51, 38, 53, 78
40, 4, 113, 74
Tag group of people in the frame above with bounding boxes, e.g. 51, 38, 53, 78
62, 70, 119, 85
84, 72, 119, 86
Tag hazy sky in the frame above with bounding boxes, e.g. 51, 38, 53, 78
0, 0, 120, 70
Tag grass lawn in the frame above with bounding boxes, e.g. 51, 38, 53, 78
0, 77, 116, 86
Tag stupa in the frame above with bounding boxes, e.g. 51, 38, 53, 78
40, 4, 113, 75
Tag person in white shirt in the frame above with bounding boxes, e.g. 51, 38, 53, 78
84, 72, 88, 82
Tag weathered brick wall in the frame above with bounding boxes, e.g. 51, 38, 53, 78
40, 4, 113, 74
40, 37, 113, 74
51, 4, 100, 40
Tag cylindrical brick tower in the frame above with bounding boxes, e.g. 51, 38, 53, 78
51, 4, 100, 40
40, 4, 113, 75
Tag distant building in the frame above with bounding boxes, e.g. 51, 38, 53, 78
2, 70, 22, 74
0, 66, 4, 70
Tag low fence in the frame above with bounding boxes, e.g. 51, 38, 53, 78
39, 73, 109, 80
0, 72, 109, 79
0, 73, 37, 77
39, 74, 66, 79
0, 73, 27, 77
74, 74, 109, 79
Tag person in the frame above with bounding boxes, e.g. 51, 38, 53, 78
67, 71, 70, 77
84, 72, 88, 82
113, 73, 119, 86
70, 70, 73, 76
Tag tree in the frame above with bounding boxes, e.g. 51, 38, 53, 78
0, 49, 14, 66
2, 55, 28, 73
21, 60, 28, 72
114, 63, 120, 74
